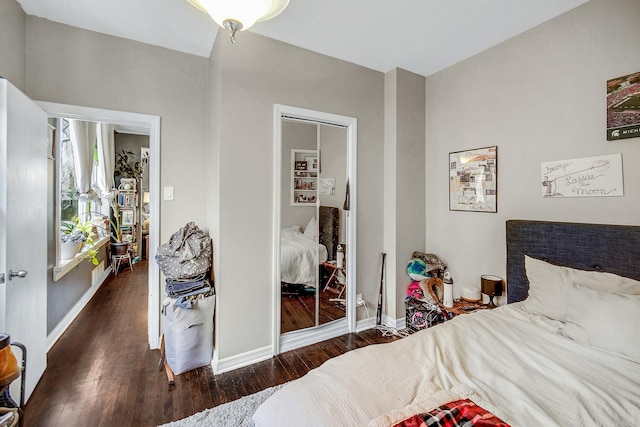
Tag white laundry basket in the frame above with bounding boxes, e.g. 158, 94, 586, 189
162, 294, 215, 375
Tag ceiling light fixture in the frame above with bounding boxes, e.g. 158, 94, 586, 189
187, 0, 290, 44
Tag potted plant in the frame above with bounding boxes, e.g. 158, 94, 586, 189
88, 198, 129, 256
115, 149, 143, 182
60, 217, 99, 265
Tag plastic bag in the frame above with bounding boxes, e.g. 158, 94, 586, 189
155, 222, 212, 279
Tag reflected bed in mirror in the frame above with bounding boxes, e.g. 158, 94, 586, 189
280, 206, 343, 333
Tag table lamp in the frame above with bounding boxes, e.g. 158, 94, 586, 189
481, 275, 503, 309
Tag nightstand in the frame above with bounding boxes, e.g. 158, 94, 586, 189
446, 299, 487, 316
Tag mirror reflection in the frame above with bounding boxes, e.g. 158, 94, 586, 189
280, 119, 348, 333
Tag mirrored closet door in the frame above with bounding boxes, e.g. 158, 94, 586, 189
279, 118, 348, 334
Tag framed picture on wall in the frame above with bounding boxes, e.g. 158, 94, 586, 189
607, 71, 640, 141
449, 146, 497, 213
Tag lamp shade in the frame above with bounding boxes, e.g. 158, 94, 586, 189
189, 0, 290, 31
481, 275, 503, 296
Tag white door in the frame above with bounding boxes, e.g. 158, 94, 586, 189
0, 79, 48, 402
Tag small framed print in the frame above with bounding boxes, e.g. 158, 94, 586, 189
295, 161, 307, 171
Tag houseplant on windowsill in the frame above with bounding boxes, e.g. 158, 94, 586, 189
60, 217, 100, 265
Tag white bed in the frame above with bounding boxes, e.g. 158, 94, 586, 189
254, 303, 640, 426
255, 220, 640, 426
280, 225, 328, 286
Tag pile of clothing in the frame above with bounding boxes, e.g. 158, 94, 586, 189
405, 252, 447, 301
156, 222, 214, 308
404, 252, 448, 331
155, 222, 215, 375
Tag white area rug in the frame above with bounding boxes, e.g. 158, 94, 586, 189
161, 384, 284, 427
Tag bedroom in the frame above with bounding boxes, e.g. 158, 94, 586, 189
0, 0, 639, 424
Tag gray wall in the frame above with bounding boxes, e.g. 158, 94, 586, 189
211, 31, 384, 359
0, 0, 26, 90
25, 16, 209, 244
3, 15, 209, 335
425, 0, 640, 301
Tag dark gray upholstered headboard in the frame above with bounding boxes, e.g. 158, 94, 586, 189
319, 206, 340, 261
506, 220, 640, 304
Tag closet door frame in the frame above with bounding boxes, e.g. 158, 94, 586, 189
272, 104, 357, 355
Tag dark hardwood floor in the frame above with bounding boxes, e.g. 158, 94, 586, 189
280, 288, 347, 333
24, 260, 401, 426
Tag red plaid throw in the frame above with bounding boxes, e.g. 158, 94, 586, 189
393, 399, 510, 427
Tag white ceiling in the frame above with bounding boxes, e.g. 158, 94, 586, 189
16, 0, 589, 77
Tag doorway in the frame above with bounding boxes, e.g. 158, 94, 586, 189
273, 104, 357, 354
36, 101, 162, 350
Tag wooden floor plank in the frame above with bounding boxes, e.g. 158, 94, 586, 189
24, 260, 401, 425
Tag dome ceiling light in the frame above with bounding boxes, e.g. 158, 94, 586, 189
187, 0, 290, 44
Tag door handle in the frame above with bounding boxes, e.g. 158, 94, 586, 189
9, 269, 28, 280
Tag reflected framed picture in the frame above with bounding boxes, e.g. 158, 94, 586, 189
449, 146, 497, 213
305, 156, 318, 172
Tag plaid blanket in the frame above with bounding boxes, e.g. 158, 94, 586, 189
393, 399, 510, 427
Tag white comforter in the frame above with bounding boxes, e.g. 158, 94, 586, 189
280, 226, 328, 286
253, 304, 640, 426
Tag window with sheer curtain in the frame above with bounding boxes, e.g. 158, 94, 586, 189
57, 118, 116, 269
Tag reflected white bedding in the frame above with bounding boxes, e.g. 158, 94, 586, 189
253, 304, 640, 426
280, 226, 328, 286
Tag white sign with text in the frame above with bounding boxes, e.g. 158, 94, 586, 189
541, 154, 623, 198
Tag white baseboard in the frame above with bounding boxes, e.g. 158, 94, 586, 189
279, 319, 349, 353
212, 319, 351, 374
355, 315, 406, 332
355, 316, 376, 331
212, 345, 273, 375
211, 315, 408, 375
387, 314, 406, 330
46, 266, 112, 351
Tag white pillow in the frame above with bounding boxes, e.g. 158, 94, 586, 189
303, 217, 317, 240
522, 255, 640, 322
564, 267, 640, 296
281, 225, 301, 238
522, 256, 566, 321
564, 282, 640, 361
